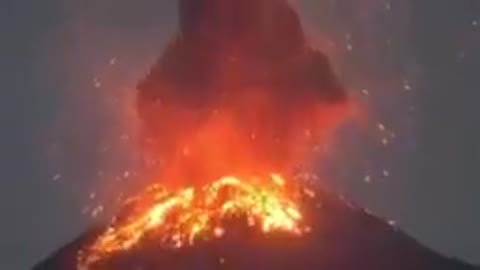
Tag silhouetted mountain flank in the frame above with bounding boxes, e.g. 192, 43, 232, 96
33, 186, 478, 270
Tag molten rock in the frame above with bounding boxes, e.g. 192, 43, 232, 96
77, 174, 308, 269
33, 183, 478, 270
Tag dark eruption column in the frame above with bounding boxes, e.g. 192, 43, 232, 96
137, 0, 348, 185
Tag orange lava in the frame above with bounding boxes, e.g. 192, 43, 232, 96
78, 174, 311, 269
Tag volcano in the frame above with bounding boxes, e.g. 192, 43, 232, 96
32, 0, 479, 269
33, 184, 478, 270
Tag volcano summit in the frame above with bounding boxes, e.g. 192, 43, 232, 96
33, 182, 478, 270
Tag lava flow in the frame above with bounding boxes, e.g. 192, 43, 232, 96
78, 174, 313, 269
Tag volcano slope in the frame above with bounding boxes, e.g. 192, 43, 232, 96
32, 185, 478, 270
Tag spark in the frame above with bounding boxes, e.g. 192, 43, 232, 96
91, 205, 104, 218
52, 173, 61, 181
403, 80, 412, 91
384, 1, 392, 11
363, 175, 372, 183
381, 137, 389, 146
346, 43, 353, 51
93, 77, 102, 88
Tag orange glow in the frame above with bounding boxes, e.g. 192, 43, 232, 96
76, 1, 353, 268
139, 90, 350, 188
79, 64, 351, 269
78, 174, 312, 269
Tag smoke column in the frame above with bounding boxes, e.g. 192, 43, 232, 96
136, 0, 350, 186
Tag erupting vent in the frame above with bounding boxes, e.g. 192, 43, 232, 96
78, 174, 315, 269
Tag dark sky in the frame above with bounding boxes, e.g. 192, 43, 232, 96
1, 0, 479, 269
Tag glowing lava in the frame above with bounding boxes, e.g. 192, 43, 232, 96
78, 174, 311, 269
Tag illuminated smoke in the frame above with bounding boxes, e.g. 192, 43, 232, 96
136, 0, 349, 185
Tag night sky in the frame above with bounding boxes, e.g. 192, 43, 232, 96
1, 0, 479, 269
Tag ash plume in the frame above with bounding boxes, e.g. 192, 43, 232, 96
136, 0, 349, 184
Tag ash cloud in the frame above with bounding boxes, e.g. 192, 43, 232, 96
136, 0, 349, 182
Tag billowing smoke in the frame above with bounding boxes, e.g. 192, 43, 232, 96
136, 0, 349, 186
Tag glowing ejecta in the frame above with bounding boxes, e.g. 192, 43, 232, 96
78, 174, 312, 269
